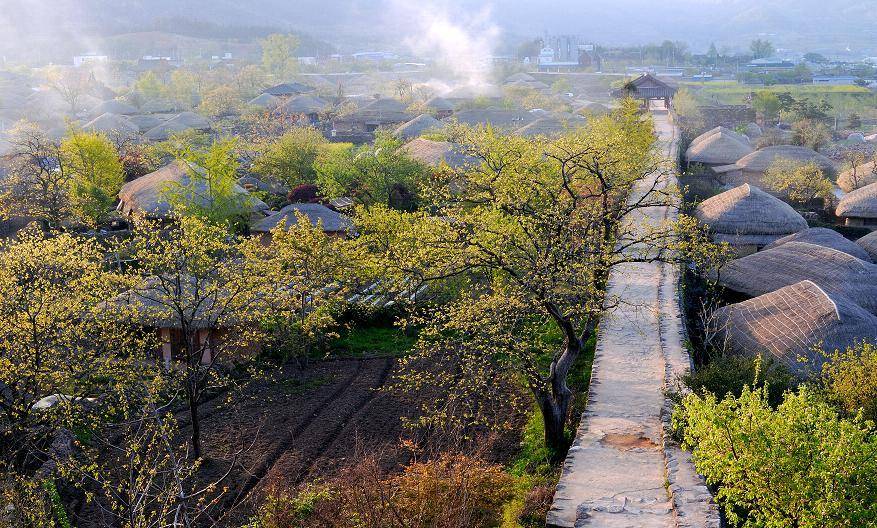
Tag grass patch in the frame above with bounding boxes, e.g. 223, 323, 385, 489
683, 81, 877, 116
328, 325, 417, 358
501, 332, 598, 527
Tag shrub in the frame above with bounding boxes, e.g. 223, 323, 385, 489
675, 385, 877, 527
288, 184, 322, 204
821, 342, 877, 423
252, 453, 515, 528
678, 354, 794, 408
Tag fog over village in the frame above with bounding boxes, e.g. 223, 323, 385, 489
1, 1, 877, 527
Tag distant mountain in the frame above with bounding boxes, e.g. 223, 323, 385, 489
2, 0, 875, 63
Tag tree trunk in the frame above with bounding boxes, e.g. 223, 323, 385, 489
188, 387, 201, 460
539, 393, 570, 457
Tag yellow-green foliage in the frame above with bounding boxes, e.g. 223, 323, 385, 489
60, 130, 124, 225
821, 342, 877, 423
763, 159, 834, 206
676, 386, 877, 527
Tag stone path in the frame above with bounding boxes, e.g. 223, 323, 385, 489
546, 109, 719, 528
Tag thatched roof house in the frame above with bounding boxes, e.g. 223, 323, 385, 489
89, 99, 138, 117
575, 102, 611, 116
442, 84, 504, 101
400, 138, 476, 170
448, 108, 535, 129
142, 112, 210, 141
505, 73, 537, 83
514, 118, 569, 137
716, 241, 877, 315
837, 160, 877, 193
338, 97, 412, 132
262, 82, 314, 97
127, 114, 165, 133
82, 113, 139, 138
836, 181, 877, 228
118, 160, 268, 219
695, 184, 807, 254
715, 145, 837, 188
763, 227, 873, 262
715, 280, 877, 376
166, 111, 210, 130
690, 126, 750, 148
394, 114, 445, 140
276, 94, 331, 115
425, 96, 454, 118
247, 93, 281, 110
252, 203, 352, 237
857, 231, 877, 261
685, 131, 754, 166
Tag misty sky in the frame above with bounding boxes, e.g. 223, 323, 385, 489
1, 0, 876, 64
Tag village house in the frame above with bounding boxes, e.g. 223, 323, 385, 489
251, 203, 353, 244
695, 183, 807, 255
836, 181, 877, 229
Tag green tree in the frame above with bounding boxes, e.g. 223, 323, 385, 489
163, 138, 258, 230
251, 127, 327, 190
135, 71, 166, 102
791, 118, 832, 150
763, 159, 834, 207
752, 91, 781, 123
675, 386, 877, 527
357, 101, 717, 451
316, 133, 425, 209
167, 70, 200, 110
261, 33, 300, 78
0, 120, 70, 228
198, 85, 243, 118
749, 39, 775, 59
60, 130, 125, 225
0, 230, 146, 469
821, 342, 877, 423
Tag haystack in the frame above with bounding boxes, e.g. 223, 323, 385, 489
716, 241, 877, 315
763, 227, 872, 262
695, 184, 807, 252
715, 280, 877, 376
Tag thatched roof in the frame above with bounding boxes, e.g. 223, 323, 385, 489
344, 97, 411, 125
82, 113, 139, 137
118, 160, 268, 218
837, 181, 877, 219
263, 82, 314, 96
443, 84, 504, 100
744, 123, 762, 139
400, 138, 475, 170
127, 114, 165, 133
505, 73, 537, 83
237, 176, 285, 195
690, 126, 750, 148
448, 108, 535, 129
575, 102, 611, 116
425, 96, 454, 112
695, 184, 807, 245
837, 160, 877, 193
514, 118, 568, 137
856, 231, 877, 261
166, 111, 210, 130
685, 131, 754, 165
716, 241, 877, 315
734, 145, 836, 173
715, 280, 877, 376
108, 275, 240, 330
252, 203, 351, 234
394, 114, 445, 140
247, 93, 281, 109
89, 99, 138, 117
277, 94, 331, 115
763, 227, 872, 262
143, 120, 196, 141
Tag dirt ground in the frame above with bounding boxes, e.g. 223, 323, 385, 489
172, 358, 525, 526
